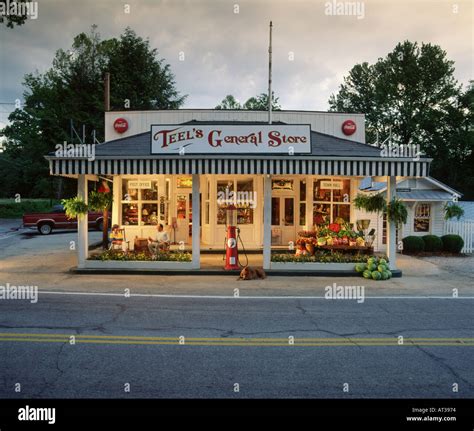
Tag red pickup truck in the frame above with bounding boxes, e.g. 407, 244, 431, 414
22, 204, 104, 235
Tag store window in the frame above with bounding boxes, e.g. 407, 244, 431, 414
414, 203, 431, 232
217, 179, 254, 225
313, 179, 350, 225
121, 179, 159, 225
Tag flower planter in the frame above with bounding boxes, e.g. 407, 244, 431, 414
83, 260, 194, 270
270, 262, 357, 271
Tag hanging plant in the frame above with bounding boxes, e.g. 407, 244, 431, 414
88, 190, 113, 211
444, 203, 464, 221
61, 196, 88, 219
386, 198, 408, 228
354, 193, 386, 213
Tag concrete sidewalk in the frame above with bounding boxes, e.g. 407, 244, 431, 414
1, 224, 472, 297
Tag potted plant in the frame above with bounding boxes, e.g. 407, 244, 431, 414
444, 203, 464, 221
354, 193, 386, 213
386, 198, 408, 228
61, 196, 88, 220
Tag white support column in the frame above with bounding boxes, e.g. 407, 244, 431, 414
112, 175, 121, 226
77, 174, 88, 268
192, 174, 201, 269
386, 175, 397, 270
263, 174, 272, 270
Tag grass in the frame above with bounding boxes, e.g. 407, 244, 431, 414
0, 198, 59, 218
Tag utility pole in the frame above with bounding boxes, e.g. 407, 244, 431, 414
268, 21, 273, 125
104, 72, 110, 112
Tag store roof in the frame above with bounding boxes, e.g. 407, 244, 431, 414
396, 190, 455, 201
89, 120, 387, 159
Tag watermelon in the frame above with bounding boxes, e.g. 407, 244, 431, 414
367, 257, 376, 266
363, 270, 372, 279
355, 263, 366, 273
377, 264, 387, 272
386, 270, 392, 279
379, 258, 387, 265
368, 263, 377, 271
381, 271, 389, 280
371, 271, 382, 280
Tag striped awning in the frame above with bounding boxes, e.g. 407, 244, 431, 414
49, 157, 430, 177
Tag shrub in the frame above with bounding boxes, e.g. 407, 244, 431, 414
402, 236, 425, 253
441, 234, 464, 253
422, 235, 443, 252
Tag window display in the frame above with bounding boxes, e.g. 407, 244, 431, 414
313, 179, 351, 224
121, 179, 159, 225
414, 203, 431, 232
217, 179, 254, 225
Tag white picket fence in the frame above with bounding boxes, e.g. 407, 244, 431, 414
444, 220, 474, 253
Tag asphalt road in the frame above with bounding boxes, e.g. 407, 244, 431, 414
0, 292, 473, 398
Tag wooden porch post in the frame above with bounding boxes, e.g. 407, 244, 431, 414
192, 174, 201, 269
386, 175, 397, 270
77, 174, 88, 268
263, 174, 272, 270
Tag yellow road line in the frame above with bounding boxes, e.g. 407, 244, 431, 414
0, 337, 473, 347
0, 333, 473, 343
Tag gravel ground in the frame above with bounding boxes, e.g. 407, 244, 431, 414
419, 254, 474, 277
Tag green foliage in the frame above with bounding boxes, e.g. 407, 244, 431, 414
0, 0, 28, 27
402, 236, 425, 253
329, 41, 474, 198
441, 234, 464, 253
444, 203, 464, 220
0, 199, 59, 218
89, 250, 192, 262
61, 196, 88, 219
271, 251, 380, 263
88, 191, 113, 211
354, 193, 386, 213
215, 92, 281, 110
386, 198, 408, 227
0, 25, 185, 199
422, 235, 443, 252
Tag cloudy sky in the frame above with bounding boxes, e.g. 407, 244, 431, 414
0, 0, 472, 127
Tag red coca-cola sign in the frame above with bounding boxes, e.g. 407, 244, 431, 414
114, 118, 128, 134
342, 119, 356, 136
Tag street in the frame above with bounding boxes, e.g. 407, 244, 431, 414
1, 221, 473, 398
1, 292, 473, 398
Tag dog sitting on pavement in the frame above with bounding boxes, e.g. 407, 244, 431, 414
238, 266, 266, 280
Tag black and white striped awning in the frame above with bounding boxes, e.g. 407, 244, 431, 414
49, 157, 430, 177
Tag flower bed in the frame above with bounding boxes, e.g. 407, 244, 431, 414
271, 250, 383, 264
89, 250, 192, 262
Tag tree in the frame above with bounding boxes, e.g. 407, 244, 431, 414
215, 92, 281, 110
215, 95, 242, 110
243, 92, 281, 111
329, 41, 473, 198
0, 25, 186, 199
106, 28, 186, 110
0, 0, 28, 28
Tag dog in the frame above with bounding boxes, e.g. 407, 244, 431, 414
238, 266, 266, 280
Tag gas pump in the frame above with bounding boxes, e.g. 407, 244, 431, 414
224, 205, 240, 270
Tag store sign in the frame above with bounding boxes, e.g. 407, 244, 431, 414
128, 180, 151, 189
341, 120, 356, 136
320, 180, 343, 189
150, 124, 311, 154
114, 118, 129, 134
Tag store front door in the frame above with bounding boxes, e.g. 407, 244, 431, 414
271, 196, 295, 246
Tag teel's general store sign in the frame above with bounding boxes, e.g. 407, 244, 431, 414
150, 124, 311, 154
